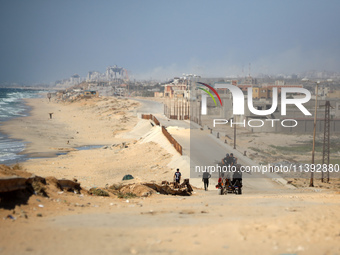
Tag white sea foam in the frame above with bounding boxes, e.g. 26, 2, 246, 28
0, 88, 40, 164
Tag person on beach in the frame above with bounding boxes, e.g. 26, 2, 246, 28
202, 170, 211, 191
174, 168, 181, 188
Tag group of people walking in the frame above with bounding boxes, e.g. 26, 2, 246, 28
201, 152, 239, 191
173, 152, 242, 192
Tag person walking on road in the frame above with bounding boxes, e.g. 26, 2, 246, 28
202, 171, 211, 191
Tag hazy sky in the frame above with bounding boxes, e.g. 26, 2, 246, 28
1, 0, 340, 83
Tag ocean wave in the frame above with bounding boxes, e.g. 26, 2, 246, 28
3, 97, 18, 103
0, 88, 40, 164
0, 144, 25, 151
0, 153, 20, 162
0, 107, 26, 117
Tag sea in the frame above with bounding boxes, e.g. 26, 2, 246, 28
0, 88, 43, 165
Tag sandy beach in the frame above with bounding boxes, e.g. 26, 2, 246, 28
0, 96, 140, 157
0, 97, 181, 187
0, 95, 340, 255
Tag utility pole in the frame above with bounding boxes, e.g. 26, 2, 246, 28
322, 101, 331, 183
199, 99, 201, 125
310, 81, 320, 187
233, 116, 236, 149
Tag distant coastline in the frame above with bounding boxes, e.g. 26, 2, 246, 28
0, 86, 58, 91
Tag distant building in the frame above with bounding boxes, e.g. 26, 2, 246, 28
70, 74, 80, 84
243, 76, 257, 85
86, 65, 128, 83
87, 71, 102, 82
154, 92, 163, 98
55, 74, 82, 88
328, 90, 340, 98
83, 90, 98, 98
336, 101, 340, 118
212, 81, 303, 100
252, 87, 272, 99
214, 80, 239, 94
164, 78, 188, 98
275, 80, 285, 86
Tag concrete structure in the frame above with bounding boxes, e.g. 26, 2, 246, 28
164, 78, 188, 98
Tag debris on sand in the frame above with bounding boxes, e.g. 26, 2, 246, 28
55, 179, 81, 193
110, 178, 194, 197
89, 188, 109, 197
143, 179, 193, 196
119, 184, 155, 197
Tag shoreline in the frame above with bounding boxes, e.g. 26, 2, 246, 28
0, 97, 128, 159
0, 96, 121, 163
0, 95, 126, 165
0, 91, 41, 165
0, 96, 180, 188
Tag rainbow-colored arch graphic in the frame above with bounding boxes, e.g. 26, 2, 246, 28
197, 82, 223, 106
